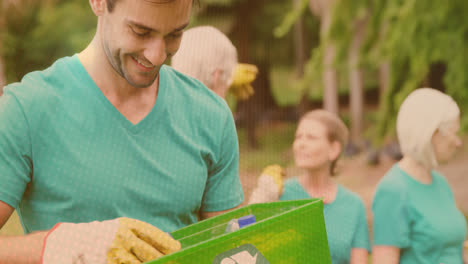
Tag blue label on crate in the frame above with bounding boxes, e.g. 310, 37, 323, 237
212, 244, 269, 264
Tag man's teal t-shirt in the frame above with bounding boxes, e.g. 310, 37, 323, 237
0, 55, 244, 233
280, 178, 371, 264
372, 165, 467, 264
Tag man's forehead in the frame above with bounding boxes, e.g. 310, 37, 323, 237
139, 0, 192, 4
136, 0, 193, 9
142, 0, 176, 4
117, 0, 192, 7
121, 0, 191, 32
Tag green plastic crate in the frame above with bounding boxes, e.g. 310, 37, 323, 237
146, 199, 331, 264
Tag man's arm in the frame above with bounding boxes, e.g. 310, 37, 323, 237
0, 201, 14, 228
371, 246, 400, 264
199, 204, 242, 220
1, 200, 182, 264
0, 201, 46, 264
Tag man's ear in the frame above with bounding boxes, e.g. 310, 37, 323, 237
211, 69, 227, 97
212, 68, 223, 83
89, 0, 107, 16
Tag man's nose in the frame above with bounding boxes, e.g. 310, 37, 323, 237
144, 38, 167, 67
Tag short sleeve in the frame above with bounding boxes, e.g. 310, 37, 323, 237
352, 201, 371, 251
0, 90, 33, 208
372, 181, 410, 248
200, 112, 244, 212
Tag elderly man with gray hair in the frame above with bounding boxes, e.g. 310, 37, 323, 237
371, 88, 467, 264
171, 26, 257, 100
172, 26, 288, 206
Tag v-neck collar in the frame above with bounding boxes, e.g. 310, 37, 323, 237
71, 54, 167, 134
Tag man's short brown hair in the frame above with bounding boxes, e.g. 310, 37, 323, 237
106, 0, 199, 12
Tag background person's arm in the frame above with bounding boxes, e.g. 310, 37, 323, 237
0, 201, 46, 264
199, 204, 242, 220
350, 248, 369, 264
0, 201, 14, 228
372, 245, 400, 264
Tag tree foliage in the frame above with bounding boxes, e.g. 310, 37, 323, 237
277, 0, 468, 144
1, 0, 95, 83
370, 0, 468, 142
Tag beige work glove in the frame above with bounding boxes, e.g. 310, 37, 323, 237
248, 165, 285, 204
229, 63, 258, 101
41, 217, 181, 264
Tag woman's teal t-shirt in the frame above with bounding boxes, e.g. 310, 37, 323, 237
372, 165, 467, 264
280, 178, 371, 264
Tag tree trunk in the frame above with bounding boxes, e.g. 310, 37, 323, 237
309, 0, 328, 17
322, 12, 338, 114
0, 56, 5, 95
310, 0, 339, 114
294, 0, 310, 117
294, 0, 306, 77
0, 16, 5, 94
377, 21, 390, 105
379, 61, 390, 104
0, 0, 8, 95
349, 18, 366, 144
231, 0, 270, 149
323, 45, 339, 114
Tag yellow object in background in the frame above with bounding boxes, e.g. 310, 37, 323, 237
247, 164, 285, 204
229, 63, 258, 100
260, 164, 285, 194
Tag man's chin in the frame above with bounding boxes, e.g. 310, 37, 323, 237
124, 75, 159, 88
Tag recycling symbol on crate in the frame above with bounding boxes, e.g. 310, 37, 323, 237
213, 244, 270, 264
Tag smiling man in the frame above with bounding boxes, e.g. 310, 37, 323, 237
0, 0, 244, 263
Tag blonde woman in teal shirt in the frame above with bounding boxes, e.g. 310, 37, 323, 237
279, 110, 370, 264
372, 88, 467, 264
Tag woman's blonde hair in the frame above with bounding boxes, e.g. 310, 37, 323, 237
299, 109, 349, 176
396, 88, 460, 168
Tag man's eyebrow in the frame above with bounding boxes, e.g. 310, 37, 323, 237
173, 22, 190, 32
127, 20, 190, 34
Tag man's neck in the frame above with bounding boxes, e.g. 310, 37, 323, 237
77, 37, 159, 124
78, 36, 158, 104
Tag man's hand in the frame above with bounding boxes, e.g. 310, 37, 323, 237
248, 164, 285, 204
229, 63, 258, 101
42, 217, 181, 264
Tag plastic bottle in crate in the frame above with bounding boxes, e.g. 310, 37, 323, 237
224, 215, 256, 233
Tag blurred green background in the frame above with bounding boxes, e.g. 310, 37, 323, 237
2, 1, 468, 250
